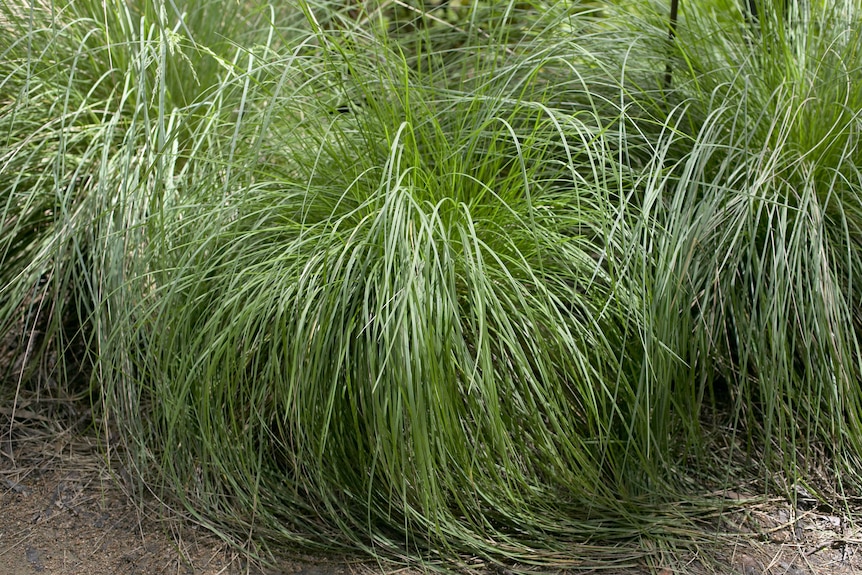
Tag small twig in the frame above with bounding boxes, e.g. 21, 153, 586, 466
0, 407, 53, 423
0, 530, 37, 559
664, 0, 680, 89
808, 538, 862, 556
2, 477, 30, 495
385, 0, 516, 57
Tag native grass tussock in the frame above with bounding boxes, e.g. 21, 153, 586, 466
2, 0, 862, 568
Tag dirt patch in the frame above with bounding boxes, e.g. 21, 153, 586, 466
1, 434, 257, 574
0, 384, 369, 575
716, 495, 862, 574
0, 457, 378, 575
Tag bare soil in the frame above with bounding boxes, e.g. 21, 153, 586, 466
0, 366, 362, 575
0, 415, 359, 575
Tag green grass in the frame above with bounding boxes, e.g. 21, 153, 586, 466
655, 0, 862, 480
3, 0, 862, 570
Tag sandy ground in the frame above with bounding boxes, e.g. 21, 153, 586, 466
0, 381, 367, 575
0, 427, 301, 575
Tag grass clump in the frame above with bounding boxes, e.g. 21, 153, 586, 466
99, 18, 679, 564
640, 0, 862, 485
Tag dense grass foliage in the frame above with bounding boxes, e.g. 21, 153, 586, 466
2, 0, 862, 569
653, 0, 862, 476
